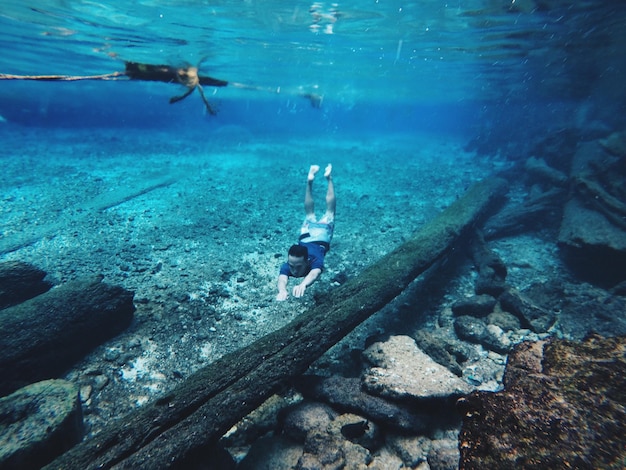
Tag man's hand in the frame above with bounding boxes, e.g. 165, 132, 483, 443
292, 283, 307, 298
276, 274, 289, 301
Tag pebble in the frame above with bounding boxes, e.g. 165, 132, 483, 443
80, 384, 93, 403
104, 348, 121, 362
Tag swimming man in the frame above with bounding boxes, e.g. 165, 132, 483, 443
276, 164, 335, 301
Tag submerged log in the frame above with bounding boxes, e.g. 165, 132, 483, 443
524, 156, 568, 187
469, 230, 508, 297
46, 177, 508, 470
483, 187, 567, 240
0, 277, 135, 397
573, 176, 626, 230
0, 261, 52, 309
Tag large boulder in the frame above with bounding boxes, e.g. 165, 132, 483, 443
0, 379, 83, 469
458, 335, 626, 469
295, 336, 472, 436
558, 197, 626, 284
0, 276, 134, 396
558, 139, 626, 286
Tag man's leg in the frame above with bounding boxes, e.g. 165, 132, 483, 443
324, 164, 336, 216
305, 165, 319, 217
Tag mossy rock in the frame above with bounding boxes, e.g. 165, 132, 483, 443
0, 379, 83, 469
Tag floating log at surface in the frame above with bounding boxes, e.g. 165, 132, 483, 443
0, 261, 52, 309
46, 177, 508, 470
0, 277, 135, 397
0, 61, 322, 112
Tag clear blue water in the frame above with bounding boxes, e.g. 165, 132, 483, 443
1, 1, 624, 138
1, 3, 626, 461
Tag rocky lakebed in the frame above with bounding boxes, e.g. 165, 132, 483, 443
1, 127, 625, 469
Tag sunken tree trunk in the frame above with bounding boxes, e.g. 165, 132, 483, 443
46, 177, 508, 469
0, 277, 135, 397
0, 261, 52, 309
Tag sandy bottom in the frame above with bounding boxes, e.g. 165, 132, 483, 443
0, 126, 560, 437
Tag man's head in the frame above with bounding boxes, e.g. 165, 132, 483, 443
287, 244, 309, 277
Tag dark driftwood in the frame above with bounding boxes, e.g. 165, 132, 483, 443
574, 176, 626, 230
46, 177, 508, 470
0, 277, 135, 397
0, 261, 52, 309
469, 230, 508, 297
483, 187, 567, 240
524, 157, 568, 187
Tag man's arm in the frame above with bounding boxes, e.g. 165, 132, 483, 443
292, 268, 322, 298
276, 274, 289, 301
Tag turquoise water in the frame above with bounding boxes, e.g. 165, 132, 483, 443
1, 2, 626, 465
1, 1, 624, 136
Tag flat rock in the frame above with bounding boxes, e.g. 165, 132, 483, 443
0, 379, 83, 469
559, 197, 626, 252
362, 335, 473, 401
558, 139, 626, 285
458, 335, 626, 469
558, 197, 626, 285
521, 280, 626, 339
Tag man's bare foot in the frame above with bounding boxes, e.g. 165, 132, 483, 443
324, 163, 332, 179
308, 165, 320, 181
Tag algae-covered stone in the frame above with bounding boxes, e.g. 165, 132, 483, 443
458, 335, 626, 469
0, 379, 83, 469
